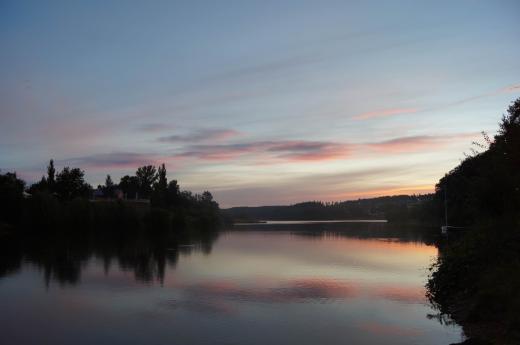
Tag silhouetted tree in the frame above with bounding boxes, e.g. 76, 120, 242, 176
435, 97, 520, 225
136, 165, 157, 199
156, 164, 167, 191
201, 191, 214, 204
0, 172, 25, 224
103, 174, 115, 198
27, 159, 56, 195
55, 167, 92, 200
496, 98, 520, 186
427, 99, 520, 344
2, 160, 222, 233
151, 164, 168, 207
28, 176, 48, 195
119, 175, 139, 199
47, 159, 56, 191
167, 180, 180, 206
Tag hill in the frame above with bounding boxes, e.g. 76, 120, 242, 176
223, 194, 437, 224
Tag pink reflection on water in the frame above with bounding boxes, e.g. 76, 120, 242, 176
180, 277, 358, 303
372, 285, 427, 304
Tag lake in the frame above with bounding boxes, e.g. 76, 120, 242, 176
0, 222, 463, 345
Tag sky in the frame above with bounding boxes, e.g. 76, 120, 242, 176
1, 0, 519, 207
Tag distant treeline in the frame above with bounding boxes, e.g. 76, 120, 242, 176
0, 162, 221, 235
427, 98, 520, 345
223, 195, 438, 224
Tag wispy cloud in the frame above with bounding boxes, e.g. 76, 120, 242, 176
500, 84, 520, 93
61, 152, 159, 169
352, 83, 520, 121
176, 140, 351, 162
136, 123, 175, 133
204, 54, 322, 83
352, 108, 419, 120
366, 133, 479, 153
367, 136, 440, 153
174, 131, 478, 166
158, 128, 240, 143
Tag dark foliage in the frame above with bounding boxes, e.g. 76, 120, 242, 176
150, 164, 220, 228
103, 174, 115, 198
224, 194, 436, 224
435, 99, 520, 226
27, 159, 57, 195
0, 162, 221, 237
428, 98, 520, 344
0, 172, 25, 226
119, 175, 139, 199
55, 167, 92, 200
135, 165, 157, 199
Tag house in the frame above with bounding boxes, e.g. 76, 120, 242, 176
93, 188, 104, 199
114, 188, 123, 200
92, 187, 124, 200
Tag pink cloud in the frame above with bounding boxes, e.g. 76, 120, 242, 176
365, 132, 479, 153
352, 108, 419, 120
501, 84, 520, 93
175, 131, 478, 164
177, 140, 351, 162
367, 135, 437, 153
268, 141, 351, 161
353, 82, 519, 122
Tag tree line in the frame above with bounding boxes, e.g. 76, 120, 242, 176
224, 195, 437, 224
427, 98, 520, 345
0, 162, 221, 234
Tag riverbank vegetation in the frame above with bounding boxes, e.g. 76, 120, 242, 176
427, 98, 520, 345
0, 163, 221, 236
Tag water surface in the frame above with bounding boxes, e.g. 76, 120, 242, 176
0, 223, 462, 345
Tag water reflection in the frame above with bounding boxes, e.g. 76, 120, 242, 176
0, 223, 462, 345
0, 230, 219, 286
244, 221, 439, 245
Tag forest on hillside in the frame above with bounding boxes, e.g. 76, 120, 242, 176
224, 194, 437, 224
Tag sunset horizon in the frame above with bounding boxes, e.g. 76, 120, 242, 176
2, 1, 519, 207
1, 3, 519, 344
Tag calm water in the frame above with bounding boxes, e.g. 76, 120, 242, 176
0, 223, 462, 345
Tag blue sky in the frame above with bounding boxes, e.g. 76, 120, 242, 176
1, 0, 519, 206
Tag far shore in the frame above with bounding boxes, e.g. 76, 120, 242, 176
234, 219, 388, 225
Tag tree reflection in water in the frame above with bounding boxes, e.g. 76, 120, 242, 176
0, 228, 220, 286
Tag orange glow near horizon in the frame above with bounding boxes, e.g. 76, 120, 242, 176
320, 184, 435, 202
